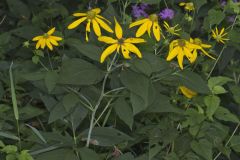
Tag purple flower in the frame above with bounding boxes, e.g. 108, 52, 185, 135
159, 8, 175, 20
139, 3, 149, 10
132, 4, 148, 18
228, 15, 236, 23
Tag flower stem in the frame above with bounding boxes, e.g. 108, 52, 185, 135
86, 53, 118, 147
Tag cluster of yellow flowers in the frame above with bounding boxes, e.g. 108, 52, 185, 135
32, 7, 229, 69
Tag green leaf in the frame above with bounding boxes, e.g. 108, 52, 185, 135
116, 153, 134, 160
0, 140, 5, 147
212, 86, 227, 94
26, 124, 47, 144
2, 145, 18, 154
214, 106, 239, 123
229, 85, 240, 104
82, 127, 132, 146
131, 59, 152, 76
48, 102, 68, 123
174, 70, 210, 94
208, 9, 225, 25
44, 71, 58, 93
192, 0, 207, 10
165, 152, 179, 160
65, 38, 101, 61
130, 93, 147, 115
208, 76, 232, 89
18, 150, 34, 160
191, 139, 212, 160
58, 58, 104, 85
79, 147, 100, 160
69, 105, 88, 131
32, 56, 40, 64
230, 136, 240, 152
0, 131, 20, 141
6, 0, 30, 19
114, 98, 133, 129
149, 145, 162, 160
35, 149, 77, 160
204, 95, 220, 120
62, 93, 79, 112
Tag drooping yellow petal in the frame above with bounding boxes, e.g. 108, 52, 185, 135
201, 44, 212, 48
152, 22, 160, 41
129, 18, 148, 28
91, 8, 101, 14
147, 21, 153, 37
86, 20, 91, 41
114, 18, 122, 39
179, 86, 197, 99
36, 39, 42, 49
49, 36, 62, 41
100, 44, 118, 63
177, 48, 184, 69
136, 22, 148, 37
121, 45, 131, 59
73, 13, 87, 17
124, 43, 142, 58
49, 38, 59, 46
98, 36, 117, 44
190, 49, 198, 63
124, 38, 146, 44
32, 36, 42, 41
183, 47, 194, 62
47, 27, 55, 35
46, 39, 53, 50
68, 17, 87, 29
40, 39, 46, 49
92, 19, 101, 36
95, 17, 113, 33
166, 46, 179, 61
200, 48, 216, 60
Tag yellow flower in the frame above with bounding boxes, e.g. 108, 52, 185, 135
189, 38, 215, 63
163, 21, 181, 36
129, 14, 161, 41
211, 27, 229, 44
67, 8, 113, 41
179, 86, 197, 99
179, 2, 195, 11
98, 18, 146, 63
166, 39, 201, 69
32, 27, 62, 51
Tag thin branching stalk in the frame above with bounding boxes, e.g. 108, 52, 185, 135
86, 53, 118, 147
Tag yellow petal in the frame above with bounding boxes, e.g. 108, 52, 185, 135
183, 47, 194, 62
47, 27, 55, 35
124, 38, 146, 43
190, 49, 198, 63
220, 28, 225, 35
177, 48, 184, 69
73, 13, 87, 17
32, 36, 42, 41
136, 22, 148, 37
68, 17, 87, 29
100, 44, 118, 63
92, 19, 101, 36
124, 43, 142, 58
91, 8, 101, 14
49, 36, 62, 41
179, 2, 186, 6
36, 39, 42, 49
96, 15, 111, 24
41, 39, 46, 49
49, 38, 59, 46
152, 22, 160, 41
98, 36, 117, 44
95, 17, 113, 33
129, 18, 148, 28
121, 45, 131, 59
163, 21, 169, 28
200, 48, 216, 60
201, 44, 212, 48
147, 21, 153, 37
179, 86, 197, 99
114, 18, 122, 39
166, 46, 179, 61
46, 39, 53, 50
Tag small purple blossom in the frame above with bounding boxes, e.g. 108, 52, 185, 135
159, 8, 175, 20
131, 4, 148, 18
228, 15, 236, 23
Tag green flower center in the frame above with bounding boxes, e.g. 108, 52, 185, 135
178, 39, 186, 47
87, 11, 96, 19
149, 14, 158, 22
193, 38, 202, 45
43, 33, 49, 39
118, 38, 125, 44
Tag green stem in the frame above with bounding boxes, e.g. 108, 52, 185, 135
47, 50, 53, 70
86, 53, 118, 147
71, 119, 80, 160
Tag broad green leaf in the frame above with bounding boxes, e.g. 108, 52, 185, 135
48, 102, 67, 123
130, 93, 147, 115
212, 86, 227, 94
79, 147, 100, 160
230, 136, 240, 153
114, 98, 133, 129
1, 145, 18, 154
165, 152, 179, 160
0, 140, 5, 147
44, 71, 58, 93
131, 59, 152, 76
6, 0, 30, 19
26, 124, 47, 144
18, 150, 34, 160
116, 153, 134, 160
174, 70, 210, 94
204, 95, 220, 120
35, 149, 77, 160
69, 105, 88, 131
82, 127, 132, 146
208, 76, 233, 89
229, 85, 240, 104
215, 106, 239, 123
149, 144, 162, 160
208, 9, 225, 25
0, 131, 20, 141
12, 26, 42, 39
62, 93, 79, 112
58, 58, 104, 85
191, 139, 212, 160
65, 38, 101, 61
